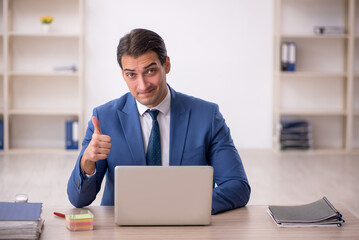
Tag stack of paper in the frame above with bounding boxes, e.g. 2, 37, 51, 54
280, 120, 312, 150
65, 209, 94, 231
268, 197, 345, 227
0, 202, 43, 240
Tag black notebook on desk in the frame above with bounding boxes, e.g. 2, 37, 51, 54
267, 197, 344, 227
0, 202, 44, 240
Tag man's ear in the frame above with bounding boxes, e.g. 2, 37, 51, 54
165, 56, 171, 74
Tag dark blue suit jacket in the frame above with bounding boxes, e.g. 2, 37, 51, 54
67, 86, 250, 214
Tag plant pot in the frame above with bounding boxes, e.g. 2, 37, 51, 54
42, 23, 51, 33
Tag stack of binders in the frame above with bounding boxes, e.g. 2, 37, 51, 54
281, 42, 296, 71
280, 120, 312, 150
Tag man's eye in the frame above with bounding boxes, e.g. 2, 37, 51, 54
127, 73, 136, 78
146, 69, 156, 75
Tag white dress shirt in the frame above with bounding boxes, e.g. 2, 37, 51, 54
136, 86, 171, 166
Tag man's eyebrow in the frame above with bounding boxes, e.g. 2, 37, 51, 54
144, 62, 157, 69
123, 62, 157, 72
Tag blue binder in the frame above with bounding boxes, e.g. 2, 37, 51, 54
66, 120, 79, 150
0, 121, 3, 150
287, 42, 296, 71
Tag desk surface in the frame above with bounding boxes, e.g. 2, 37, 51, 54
41, 205, 359, 239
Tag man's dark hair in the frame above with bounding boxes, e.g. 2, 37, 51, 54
117, 28, 167, 69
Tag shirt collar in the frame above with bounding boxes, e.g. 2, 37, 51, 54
136, 86, 171, 116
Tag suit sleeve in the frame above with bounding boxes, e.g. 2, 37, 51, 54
67, 108, 108, 208
209, 105, 251, 214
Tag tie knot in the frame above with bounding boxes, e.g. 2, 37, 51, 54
147, 109, 160, 120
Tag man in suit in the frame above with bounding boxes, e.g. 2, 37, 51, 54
67, 29, 250, 214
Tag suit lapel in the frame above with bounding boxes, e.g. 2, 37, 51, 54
117, 95, 146, 165
169, 88, 190, 166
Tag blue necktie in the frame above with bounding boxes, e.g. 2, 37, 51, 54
146, 109, 161, 165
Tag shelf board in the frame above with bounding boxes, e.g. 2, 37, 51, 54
279, 34, 348, 39
9, 109, 80, 116
280, 109, 346, 116
276, 148, 348, 155
6, 147, 80, 155
9, 32, 80, 38
277, 71, 347, 78
9, 71, 79, 77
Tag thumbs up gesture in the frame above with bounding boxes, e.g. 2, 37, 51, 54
81, 116, 112, 175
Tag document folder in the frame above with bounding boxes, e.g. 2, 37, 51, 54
268, 197, 344, 227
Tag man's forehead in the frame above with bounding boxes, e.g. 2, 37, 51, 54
122, 51, 160, 70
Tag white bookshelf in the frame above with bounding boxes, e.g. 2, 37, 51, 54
0, 0, 84, 153
274, 0, 358, 152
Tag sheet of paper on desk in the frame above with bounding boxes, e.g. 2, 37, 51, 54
267, 197, 345, 227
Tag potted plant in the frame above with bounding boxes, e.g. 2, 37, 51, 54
40, 16, 54, 32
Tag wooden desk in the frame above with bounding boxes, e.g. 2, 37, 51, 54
41, 205, 359, 239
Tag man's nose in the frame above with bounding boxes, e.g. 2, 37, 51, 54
137, 75, 149, 90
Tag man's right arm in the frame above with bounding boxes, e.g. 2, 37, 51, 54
67, 113, 111, 207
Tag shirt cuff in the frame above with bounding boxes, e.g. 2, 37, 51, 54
86, 169, 96, 178
80, 167, 96, 179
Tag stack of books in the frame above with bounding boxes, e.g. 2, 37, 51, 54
280, 120, 312, 150
268, 197, 345, 227
0, 202, 43, 239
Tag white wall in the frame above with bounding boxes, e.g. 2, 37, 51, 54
84, 0, 274, 149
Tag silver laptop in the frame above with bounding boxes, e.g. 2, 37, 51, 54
114, 166, 213, 226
